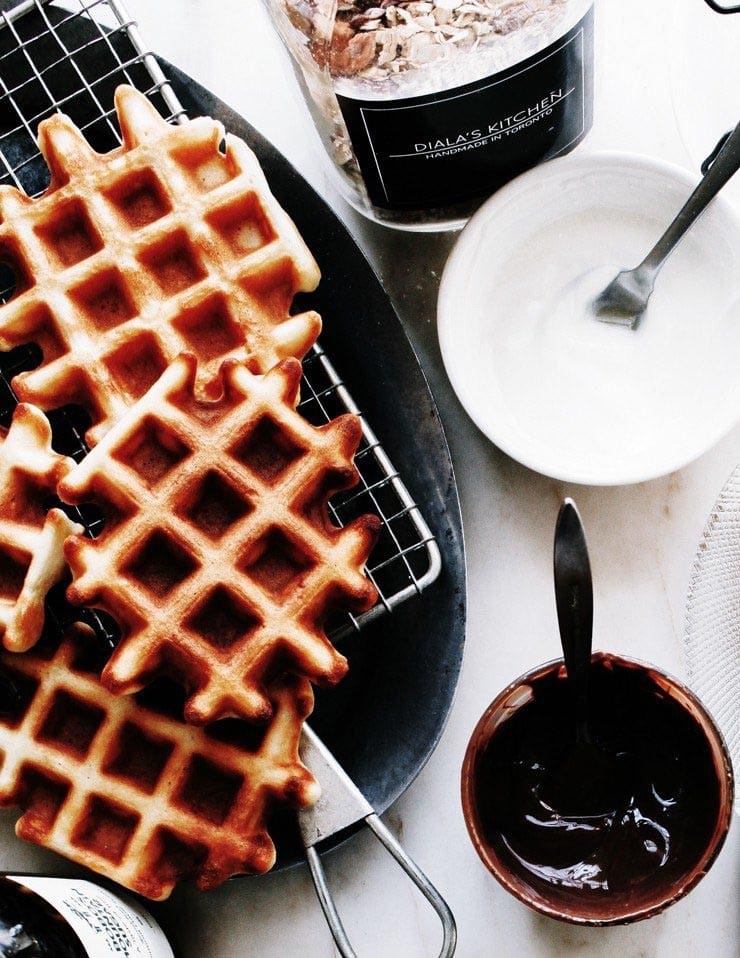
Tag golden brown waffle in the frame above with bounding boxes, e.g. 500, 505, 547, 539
0, 85, 321, 446
0, 625, 318, 900
0, 404, 81, 653
59, 354, 379, 724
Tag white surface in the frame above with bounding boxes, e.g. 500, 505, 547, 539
2, 1, 738, 956
438, 152, 740, 484
671, 4, 740, 211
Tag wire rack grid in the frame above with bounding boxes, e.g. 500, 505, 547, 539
0, 0, 441, 643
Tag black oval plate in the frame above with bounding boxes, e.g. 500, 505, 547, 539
163, 68, 466, 866
0, 5, 465, 872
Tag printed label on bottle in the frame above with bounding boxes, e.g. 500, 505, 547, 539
337, 5, 594, 211
6, 876, 173, 958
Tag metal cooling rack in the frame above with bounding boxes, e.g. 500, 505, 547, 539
0, 0, 441, 642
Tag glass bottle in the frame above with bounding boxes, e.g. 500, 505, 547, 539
264, 0, 595, 230
0, 875, 174, 958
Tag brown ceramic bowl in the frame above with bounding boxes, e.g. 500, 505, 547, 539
461, 653, 734, 925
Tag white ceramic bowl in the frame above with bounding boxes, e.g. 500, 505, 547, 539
438, 152, 740, 485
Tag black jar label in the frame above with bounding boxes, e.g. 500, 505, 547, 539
336, 6, 594, 211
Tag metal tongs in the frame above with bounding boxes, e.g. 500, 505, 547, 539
298, 726, 457, 957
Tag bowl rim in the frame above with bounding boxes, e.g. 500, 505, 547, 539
460, 650, 735, 926
437, 149, 740, 486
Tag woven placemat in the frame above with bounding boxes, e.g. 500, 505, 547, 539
685, 465, 740, 811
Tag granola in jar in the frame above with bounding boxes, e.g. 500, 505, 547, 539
266, 0, 595, 228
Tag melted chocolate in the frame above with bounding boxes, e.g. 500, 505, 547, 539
473, 658, 723, 903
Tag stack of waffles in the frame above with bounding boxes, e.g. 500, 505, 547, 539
0, 87, 379, 899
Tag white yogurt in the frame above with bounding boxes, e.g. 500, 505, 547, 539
439, 154, 740, 484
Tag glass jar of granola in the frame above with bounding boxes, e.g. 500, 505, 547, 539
265, 0, 595, 230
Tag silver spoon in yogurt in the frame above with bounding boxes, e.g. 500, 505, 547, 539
593, 120, 740, 330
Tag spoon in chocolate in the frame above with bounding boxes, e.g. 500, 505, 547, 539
553, 497, 593, 746
548, 498, 617, 813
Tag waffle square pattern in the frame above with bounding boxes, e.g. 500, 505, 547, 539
0, 625, 319, 899
60, 354, 379, 724
0, 403, 81, 652
0, 86, 322, 446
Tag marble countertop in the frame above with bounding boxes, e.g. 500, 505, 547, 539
2, 0, 738, 955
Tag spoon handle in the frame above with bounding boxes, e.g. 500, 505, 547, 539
554, 499, 593, 744
639, 119, 740, 276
